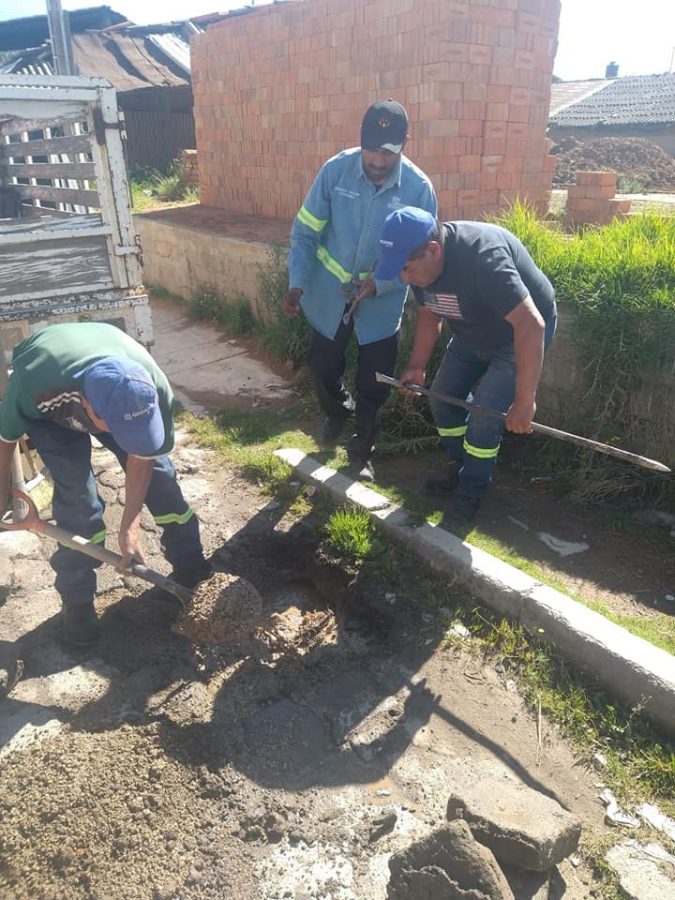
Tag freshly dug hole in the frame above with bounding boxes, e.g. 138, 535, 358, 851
172, 572, 264, 646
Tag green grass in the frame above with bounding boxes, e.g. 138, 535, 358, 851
128, 161, 200, 211
189, 284, 257, 336
324, 506, 374, 560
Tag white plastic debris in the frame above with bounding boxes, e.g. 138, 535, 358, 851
593, 752, 608, 769
636, 803, 675, 843
600, 789, 640, 828
447, 621, 470, 640
506, 516, 529, 531
537, 532, 590, 557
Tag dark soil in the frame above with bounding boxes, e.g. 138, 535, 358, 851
552, 136, 675, 189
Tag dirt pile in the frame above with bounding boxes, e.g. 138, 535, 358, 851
172, 572, 264, 647
0, 724, 254, 899
552, 136, 675, 189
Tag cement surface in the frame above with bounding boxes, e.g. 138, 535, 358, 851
150, 297, 294, 415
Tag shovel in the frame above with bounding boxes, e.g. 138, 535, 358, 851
1, 489, 193, 606
375, 372, 671, 474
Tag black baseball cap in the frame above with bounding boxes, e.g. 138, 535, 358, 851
361, 99, 409, 154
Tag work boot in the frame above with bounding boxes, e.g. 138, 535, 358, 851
445, 493, 481, 525
170, 560, 213, 591
347, 453, 375, 483
425, 461, 460, 495
62, 603, 101, 647
321, 416, 347, 447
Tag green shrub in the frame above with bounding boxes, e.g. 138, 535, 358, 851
255, 244, 310, 367
189, 284, 256, 335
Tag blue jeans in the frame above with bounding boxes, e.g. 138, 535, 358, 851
27, 420, 205, 608
430, 315, 556, 499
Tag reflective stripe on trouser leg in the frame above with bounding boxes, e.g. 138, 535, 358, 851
457, 422, 504, 499
436, 424, 467, 463
94, 432, 206, 574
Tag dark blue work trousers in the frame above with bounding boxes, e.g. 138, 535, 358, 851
27, 420, 204, 608
431, 315, 556, 499
308, 316, 399, 460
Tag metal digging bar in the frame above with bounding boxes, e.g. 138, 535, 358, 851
375, 372, 671, 474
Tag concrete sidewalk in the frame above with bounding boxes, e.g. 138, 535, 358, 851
275, 449, 675, 740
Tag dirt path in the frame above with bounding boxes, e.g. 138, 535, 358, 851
377, 450, 675, 622
0, 436, 609, 899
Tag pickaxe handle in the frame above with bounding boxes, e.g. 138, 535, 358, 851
375, 372, 671, 474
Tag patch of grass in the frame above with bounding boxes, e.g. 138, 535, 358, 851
189, 284, 256, 336
469, 531, 675, 656
255, 245, 310, 367
617, 175, 648, 194
128, 160, 200, 210
324, 506, 373, 560
469, 612, 675, 808
147, 284, 185, 302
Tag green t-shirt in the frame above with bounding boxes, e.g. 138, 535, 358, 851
0, 322, 175, 457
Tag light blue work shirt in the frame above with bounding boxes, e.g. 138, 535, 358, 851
287, 147, 437, 345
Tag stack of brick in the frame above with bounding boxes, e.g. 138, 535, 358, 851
565, 171, 631, 227
191, 0, 561, 222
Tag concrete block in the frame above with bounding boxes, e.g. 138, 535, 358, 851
388, 821, 514, 900
446, 774, 582, 871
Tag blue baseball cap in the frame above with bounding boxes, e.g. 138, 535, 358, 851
375, 206, 438, 280
81, 357, 165, 457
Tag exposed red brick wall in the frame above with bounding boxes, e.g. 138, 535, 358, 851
565, 171, 631, 227
192, 0, 560, 221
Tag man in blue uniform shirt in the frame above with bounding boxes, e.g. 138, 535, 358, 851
375, 206, 557, 525
283, 100, 437, 482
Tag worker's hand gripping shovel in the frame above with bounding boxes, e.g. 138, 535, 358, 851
375, 372, 671, 474
1, 490, 193, 605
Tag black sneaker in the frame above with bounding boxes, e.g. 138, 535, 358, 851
62, 604, 101, 646
449, 493, 481, 523
425, 461, 460, 495
321, 416, 347, 446
347, 455, 375, 483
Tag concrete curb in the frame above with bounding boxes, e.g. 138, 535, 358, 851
275, 449, 675, 739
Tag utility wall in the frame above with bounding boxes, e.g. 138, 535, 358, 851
191, 0, 560, 220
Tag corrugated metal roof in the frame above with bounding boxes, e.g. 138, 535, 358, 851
147, 33, 191, 76
550, 73, 675, 128
549, 80, 610, 116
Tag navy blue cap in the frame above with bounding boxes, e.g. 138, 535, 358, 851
81, 357, 164, 457
374, 206, 438, 280
361, 99, 408, 153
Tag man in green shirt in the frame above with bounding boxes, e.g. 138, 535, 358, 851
0, 322, 209, 646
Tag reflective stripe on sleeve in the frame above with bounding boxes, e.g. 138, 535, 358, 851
316, 246, 352, 283
297, 206, 327, 233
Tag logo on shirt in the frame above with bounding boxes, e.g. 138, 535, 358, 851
335, 187, 360, 200
428, 292, 463, 320
380, 239, 394, 248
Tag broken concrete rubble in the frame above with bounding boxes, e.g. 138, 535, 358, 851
446, 774, 582, 872
387, 820, 515, 900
